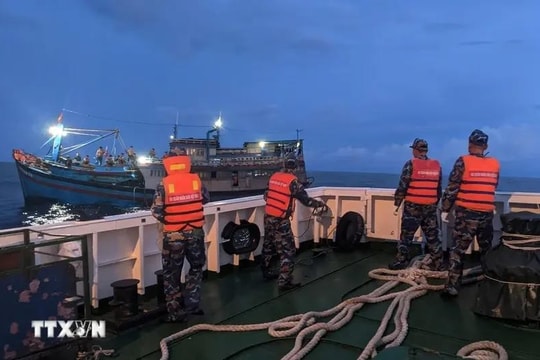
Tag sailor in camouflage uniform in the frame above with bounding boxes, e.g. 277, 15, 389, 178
151, 149, 210, 322
389, 138, 444, 270
440, 130, 500, 297
262, 154, 328, 291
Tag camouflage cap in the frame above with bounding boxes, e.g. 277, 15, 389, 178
468, 129, 488, 146
409, 138, 428, 151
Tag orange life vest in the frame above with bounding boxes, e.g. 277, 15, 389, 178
455, 155, 500, 212
265, 172, 297, 219
404, 158, 441, 205
162, 156, 205, 232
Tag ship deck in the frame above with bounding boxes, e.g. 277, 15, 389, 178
78, 242, 540, 360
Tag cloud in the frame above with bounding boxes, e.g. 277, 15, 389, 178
423, 21, 467, 34
0, 7, 39, 30
321, 122, 540, 176
2, 0, 540, 182
333, 146, 369, 158
81, 0, 348, 59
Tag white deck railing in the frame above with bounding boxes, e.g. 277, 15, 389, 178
1, 187, 539, 308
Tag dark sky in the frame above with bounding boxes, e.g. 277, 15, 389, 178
1, 0, 540, 176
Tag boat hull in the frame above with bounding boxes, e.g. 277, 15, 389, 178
14, 159, 154, 207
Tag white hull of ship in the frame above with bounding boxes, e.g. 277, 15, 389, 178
2, 186, 537, 309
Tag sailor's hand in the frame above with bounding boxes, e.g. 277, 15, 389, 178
313, 201, 328, 215
441, 212, 449, 223
393, 207, 400, 216
316, 201, 328, 212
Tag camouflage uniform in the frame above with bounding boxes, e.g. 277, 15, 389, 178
151, 179, 210, 322
441, 156, 498, 296
261, 162, 326, 291
390, 139, 443, 270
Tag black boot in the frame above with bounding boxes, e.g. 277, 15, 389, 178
162, 311, 187, 323
440, 285, 459, 298
388, 250, 410, 270
421, 251, 447, 271
262, 269, 278, 280
388, 259, 409, 270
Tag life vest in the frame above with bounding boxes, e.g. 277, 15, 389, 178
265, 172, 297, 219
162, 156, 205, 232
404, 158, 441, 205
455, 155, 500, 212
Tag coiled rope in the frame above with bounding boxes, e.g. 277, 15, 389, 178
158, 256, 508, 360
456, 341, 508, 360
501, 232, 540, 251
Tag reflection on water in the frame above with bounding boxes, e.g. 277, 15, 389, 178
12, 193, 251, 228
19, 202, 147, 227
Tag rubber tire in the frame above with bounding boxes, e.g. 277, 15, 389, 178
222, 220, 261, 255
335, 211, 365, 252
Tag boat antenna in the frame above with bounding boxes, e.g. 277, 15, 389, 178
172, 112, 178, 140
205, 112, 223, 161
296, 129, 302, 141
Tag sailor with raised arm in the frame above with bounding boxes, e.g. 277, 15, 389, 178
261, 153, 328, 291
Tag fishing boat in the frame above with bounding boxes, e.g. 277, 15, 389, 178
137, 115, 312, 201
11, 113, 153, 208
1, 186, 539, 359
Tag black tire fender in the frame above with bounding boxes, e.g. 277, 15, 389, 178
221, 220, 261, 255
335, 211, 365, 252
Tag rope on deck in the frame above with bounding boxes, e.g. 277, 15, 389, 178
501, 233, 540, 250
456, 341, 508, 360
158, 256, 508, 360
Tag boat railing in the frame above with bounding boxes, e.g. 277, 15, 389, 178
1, 186, 538, 308
140, 156, 289, 167
0, 228, 92, 315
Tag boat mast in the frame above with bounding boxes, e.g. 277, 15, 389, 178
50, 113, 65, 162
171, 112, 179, 140
295, 129, 303, 155
205, 113, 223, 161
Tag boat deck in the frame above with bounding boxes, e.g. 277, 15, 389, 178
91, 243, 539, 360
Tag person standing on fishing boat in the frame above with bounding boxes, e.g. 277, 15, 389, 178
440, 129, 500, 297
389, 138, 444, 271
261, 153, 328, 291
95, 146, 104, 166
151, 149, 210, 322
127, 146, 136, 163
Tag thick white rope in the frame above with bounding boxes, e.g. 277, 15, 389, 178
158, 257, 508, 360
456, 341, 508, 360
501, 232, 540, 250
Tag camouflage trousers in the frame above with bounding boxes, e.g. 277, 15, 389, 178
261, 215, 296, 286
446, 206, 493, 288
397, 201, 442, 261
161, 229, 206, 317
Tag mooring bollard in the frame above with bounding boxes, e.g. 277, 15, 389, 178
154, 270, 165, 306
109, 279, 140, 319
